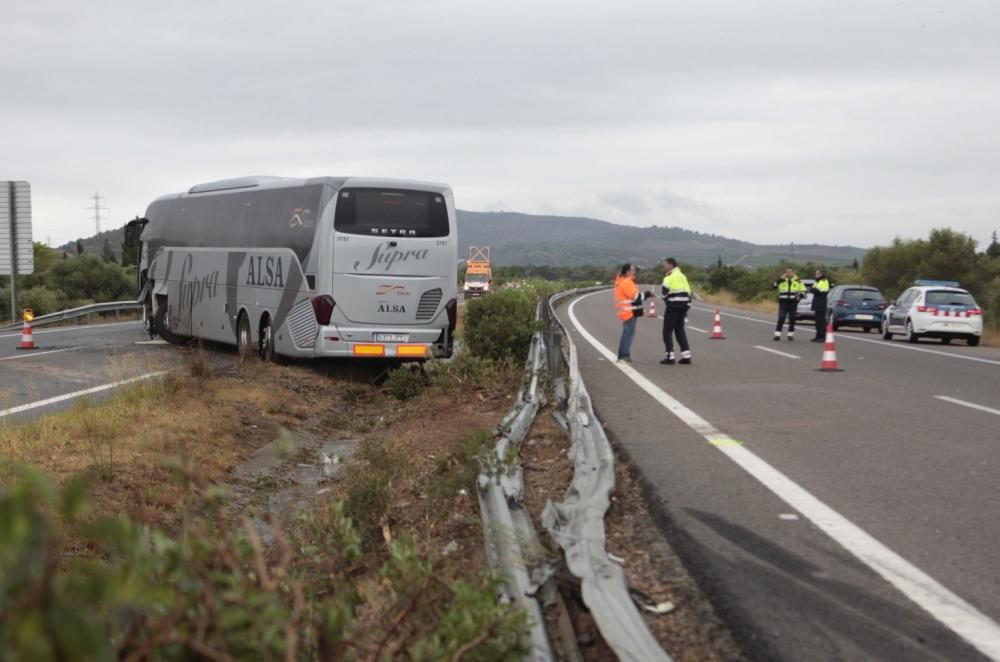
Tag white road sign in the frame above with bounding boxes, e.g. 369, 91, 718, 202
0, 181, 34, 276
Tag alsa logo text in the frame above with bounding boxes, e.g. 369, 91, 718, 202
246, 255, 285, 287
377, 304, 406, 313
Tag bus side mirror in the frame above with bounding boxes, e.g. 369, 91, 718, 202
124, 217, 149, 248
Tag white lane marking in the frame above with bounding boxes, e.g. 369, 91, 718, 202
0, 321, 140, 339
779, 513, 800, 521
568, 293, 1000, 661
753, 345, 801, 359
934, 396, 1000, 418
0, 347, 82, 362
691, 306, 1000, 367
0, 372, 168, 420
688, 326, 708, 333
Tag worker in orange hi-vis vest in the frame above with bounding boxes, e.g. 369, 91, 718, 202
613, 263, 653, 363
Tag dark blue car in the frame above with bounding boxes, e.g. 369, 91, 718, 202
827, 285, 888, 332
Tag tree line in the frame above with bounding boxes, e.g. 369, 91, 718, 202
8, 227, 998, 330
0, 241, 135, 321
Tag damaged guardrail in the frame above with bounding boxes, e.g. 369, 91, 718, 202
542, 288, 673, 662
477, 300, 554, 661
477, 289, 671, 661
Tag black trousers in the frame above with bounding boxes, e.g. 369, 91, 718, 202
662, 307, 689, 354
776, 300, 797, 333
813, 307, 827, 339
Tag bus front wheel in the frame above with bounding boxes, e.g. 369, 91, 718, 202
153, 304, 190, 345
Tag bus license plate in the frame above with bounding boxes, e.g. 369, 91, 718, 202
856, 314, 874, 320
374, 333, 409, 342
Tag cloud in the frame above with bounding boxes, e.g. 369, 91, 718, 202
2, 0, 999, 249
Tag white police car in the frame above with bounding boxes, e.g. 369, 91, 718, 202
881, 280, 984, 346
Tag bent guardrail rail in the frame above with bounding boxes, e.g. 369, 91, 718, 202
542, 287, 673, 662
0, 299, 143, 331
477, 301, 554, 661
476, 287, 672, 661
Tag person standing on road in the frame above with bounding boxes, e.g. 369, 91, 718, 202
810, 269, 831, 342
614, 263, 651, 363
772, 268, 806, 341
659, 257, 693, 365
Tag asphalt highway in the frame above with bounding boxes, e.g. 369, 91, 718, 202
0, 322, 169, 424
558, 291, 1000, 662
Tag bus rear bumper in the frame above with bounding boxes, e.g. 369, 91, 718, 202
312, 325, 449, 359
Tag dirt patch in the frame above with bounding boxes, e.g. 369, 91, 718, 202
521, 404, 744, 661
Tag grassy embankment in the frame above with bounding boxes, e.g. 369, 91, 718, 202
0, 345, 530, 659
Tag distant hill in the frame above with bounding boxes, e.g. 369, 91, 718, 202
58, 211, 866, 268
57, 227, 127, 260
456, 211, 865, 267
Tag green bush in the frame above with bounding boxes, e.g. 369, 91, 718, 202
382, 365, 426, 401
17, 286, 61, 316
429, 430, 492, 504
342, 439, 405, 550
425, 353, 500, 393
0, 466, 529, 660
464, 289, 539, 362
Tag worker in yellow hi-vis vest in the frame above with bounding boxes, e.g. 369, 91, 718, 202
772, 268, 807, 341
659, 258, 692, 365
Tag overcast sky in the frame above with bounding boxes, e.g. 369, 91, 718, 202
2, 0, 998, 250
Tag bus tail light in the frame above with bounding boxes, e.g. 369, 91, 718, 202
445, 298, 457, 332
312, 295, 336, 325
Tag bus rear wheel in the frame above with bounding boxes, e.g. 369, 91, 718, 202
258, 314, 275, 362
236, 312, 254, 360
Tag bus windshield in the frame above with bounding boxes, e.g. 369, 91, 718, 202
334, 188, 449, 238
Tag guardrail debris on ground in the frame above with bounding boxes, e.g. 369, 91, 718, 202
476, 288, 672, 661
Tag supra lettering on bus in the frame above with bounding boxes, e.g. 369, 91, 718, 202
354, 242, 430, 272
246, 255, 285, 287
178, 254, 220, 310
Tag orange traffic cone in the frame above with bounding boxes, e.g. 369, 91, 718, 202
816, 323, 842, 372
17, 320, 38, 350
648, 296, 658, 318
710, 309, 726, 339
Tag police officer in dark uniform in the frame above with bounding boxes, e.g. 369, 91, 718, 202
810, 269, 831, 342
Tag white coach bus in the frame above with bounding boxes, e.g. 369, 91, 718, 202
125, 176, 458, 361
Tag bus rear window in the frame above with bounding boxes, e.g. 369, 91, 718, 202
334, 188, 449, 237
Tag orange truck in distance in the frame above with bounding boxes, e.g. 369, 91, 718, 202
463, 246, 493, 297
